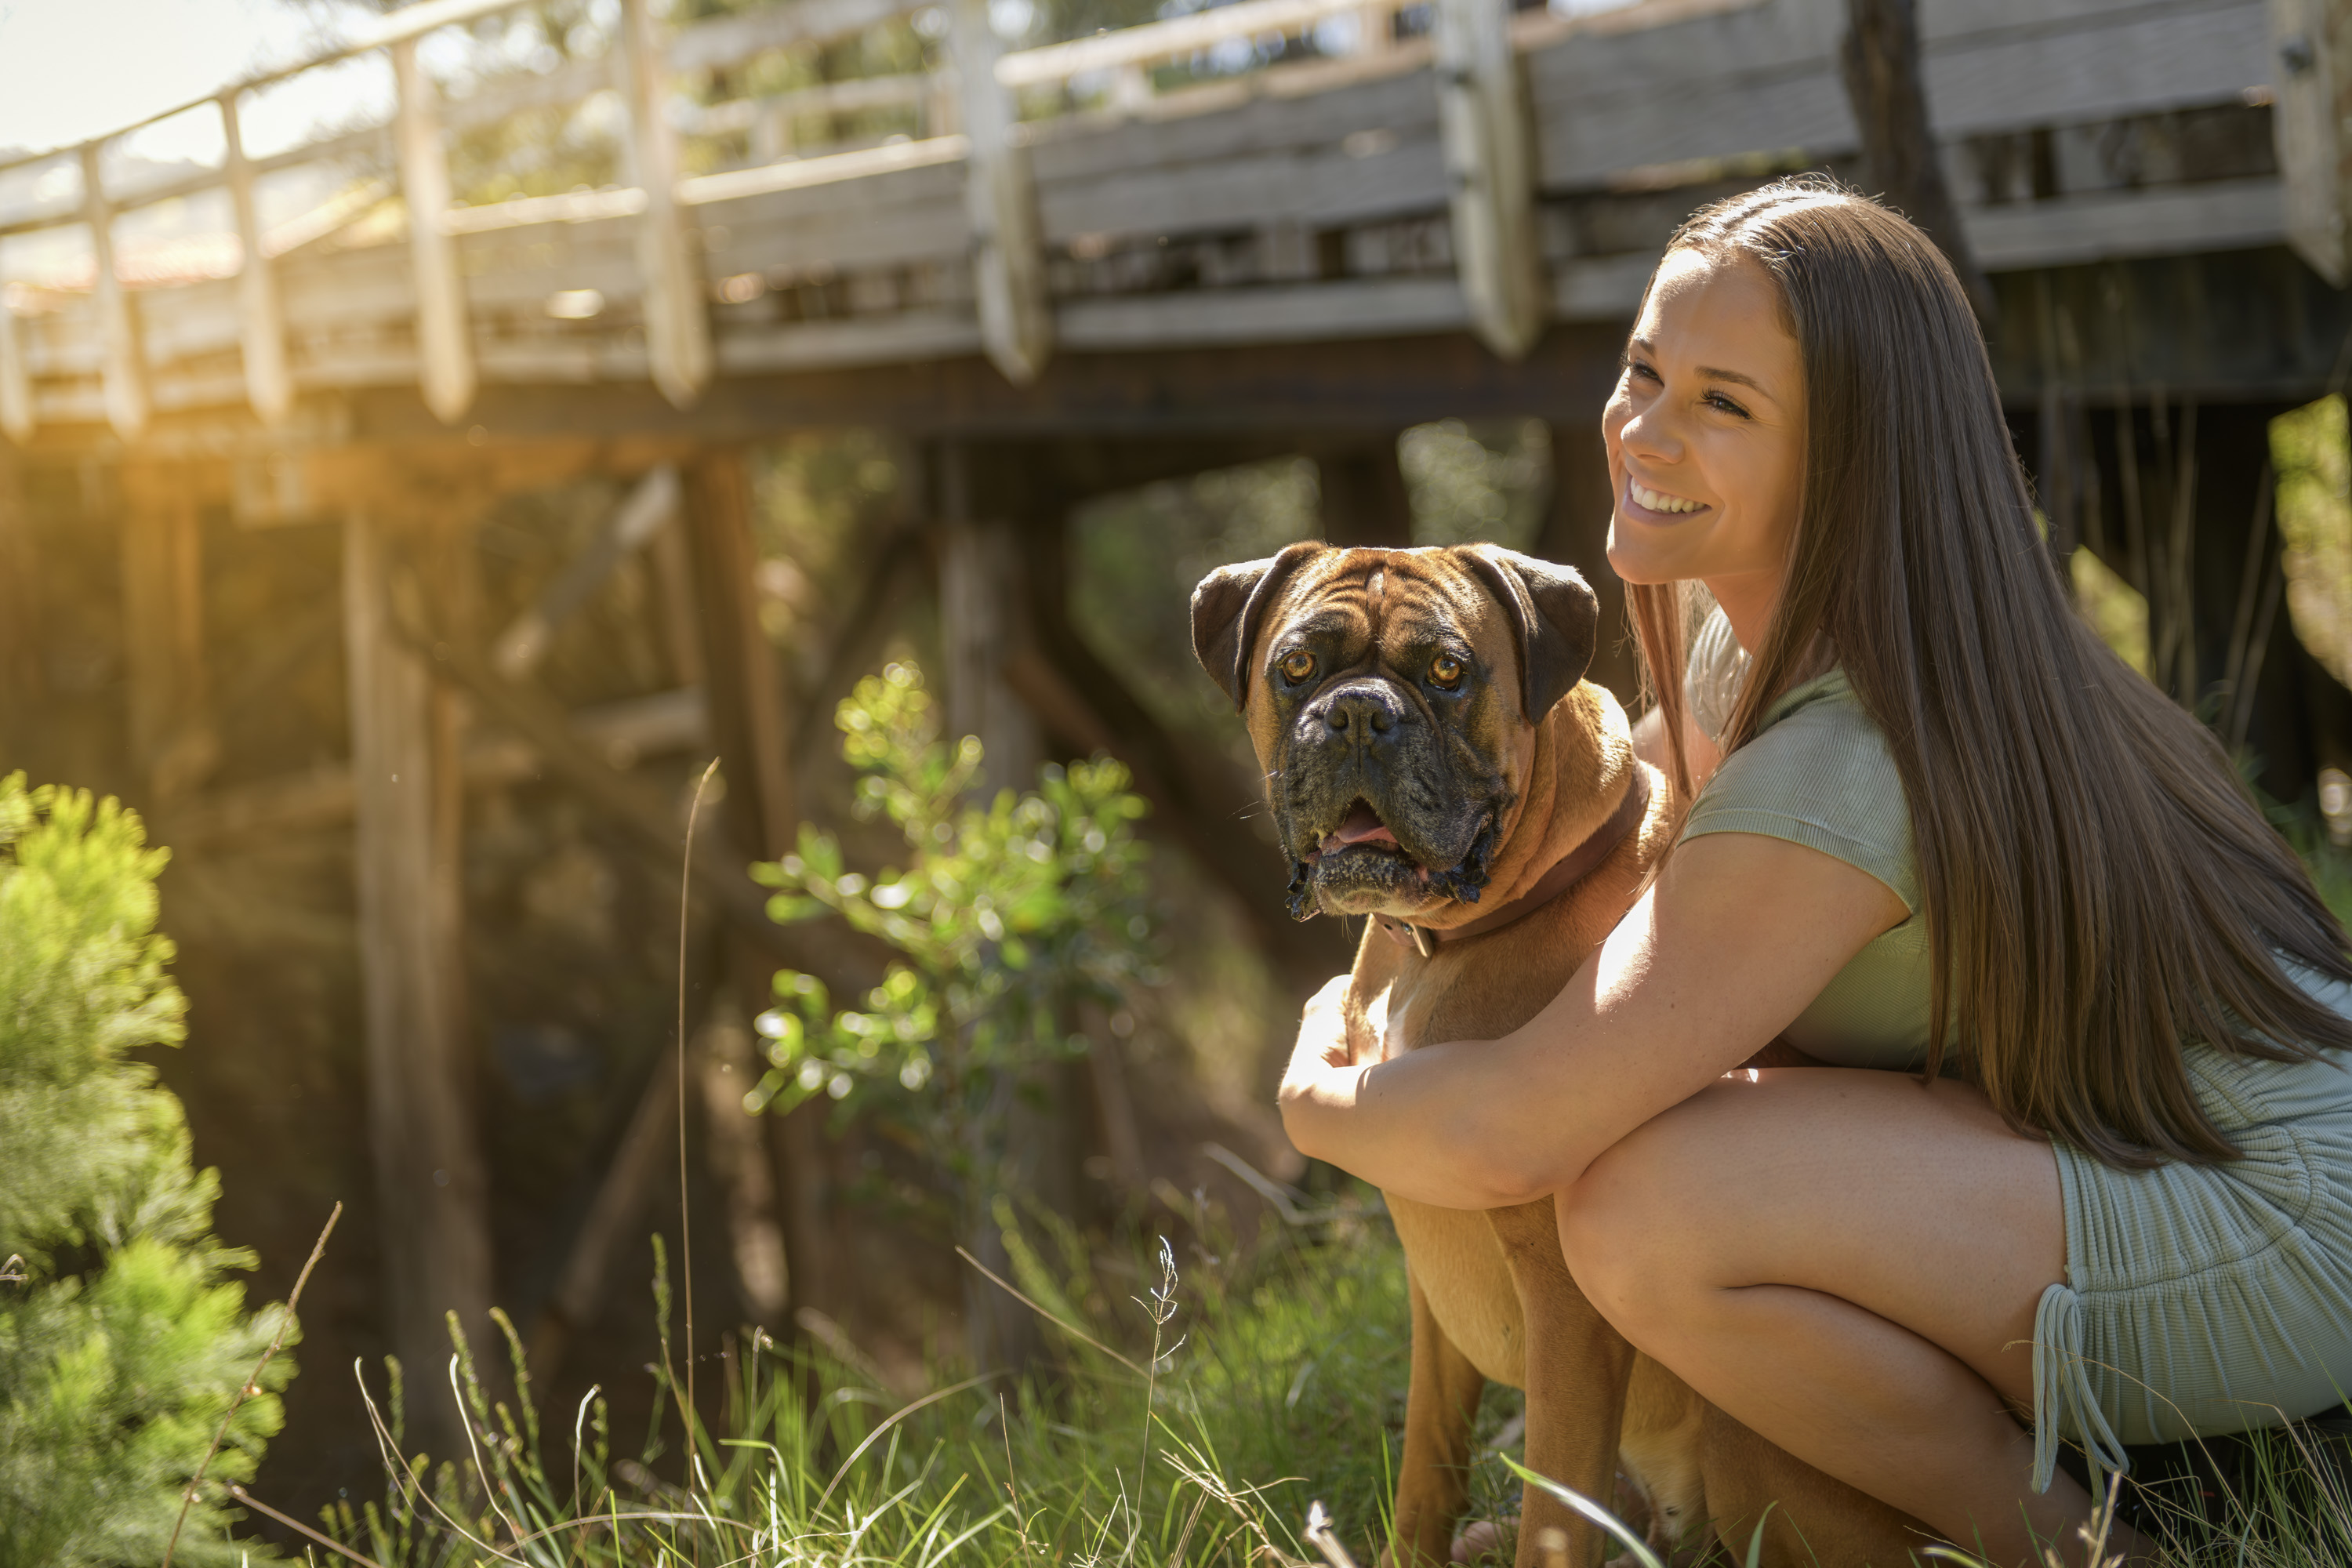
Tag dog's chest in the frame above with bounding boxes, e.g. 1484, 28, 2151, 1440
1377, 965, 1530, 1388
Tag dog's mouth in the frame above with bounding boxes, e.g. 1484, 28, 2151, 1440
1314, 799, 1409, 862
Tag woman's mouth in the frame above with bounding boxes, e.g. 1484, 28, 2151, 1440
1624, 477, 1709, 517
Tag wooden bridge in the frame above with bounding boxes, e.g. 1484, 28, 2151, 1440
6, 0, 2352, 1493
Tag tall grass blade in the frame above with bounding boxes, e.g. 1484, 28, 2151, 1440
1501, 1456, 1667, 1568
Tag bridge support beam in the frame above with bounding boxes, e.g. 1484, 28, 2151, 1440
391, 40, 477, 425
221, 92, 292, 427
1432, 0, 1544, 360
620, 0, 714, 410
949, 0, 1054, 384
343, 510, 492, 1456
79, 143, 147, 440
0, 296, 30, 447
118, 477, 218, 800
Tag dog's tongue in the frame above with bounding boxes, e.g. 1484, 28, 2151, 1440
1322, 802, 1399, 855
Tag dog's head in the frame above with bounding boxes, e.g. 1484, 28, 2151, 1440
1192, 543, 1599, 924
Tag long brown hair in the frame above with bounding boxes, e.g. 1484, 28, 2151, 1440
1627, 175, 2352, 1167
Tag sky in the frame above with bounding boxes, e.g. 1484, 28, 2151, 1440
0, 0, 379, 165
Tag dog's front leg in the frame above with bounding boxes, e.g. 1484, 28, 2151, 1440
1392, 1263, 1487, 1568
1489, 1199, 1635, 1568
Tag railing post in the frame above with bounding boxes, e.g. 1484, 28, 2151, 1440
0, 288, 30, 446
2272, 0, 2351, 285
950, 0, 1053, 384
619, 0, 713, 410
1432, 0, 1545, 358
221, 92, 294, 426
79, 142, 149, 439
391, 38, 477, 424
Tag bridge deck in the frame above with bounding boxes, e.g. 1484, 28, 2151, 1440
0, 0, 2320, 452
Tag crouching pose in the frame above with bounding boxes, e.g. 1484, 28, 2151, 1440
1276, 176, 2352, 1566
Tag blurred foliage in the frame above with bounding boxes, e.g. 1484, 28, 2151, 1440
2273, 396, 2352, 691
2071, 546, 2151, 677
1398, 418, 1550, 550
750, 663, 1158, 1204
0, 775, 292, 1568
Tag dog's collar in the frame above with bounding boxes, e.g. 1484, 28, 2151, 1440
1375, 767, 1651, 959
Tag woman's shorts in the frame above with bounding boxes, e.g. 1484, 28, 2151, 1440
2037, 1044, 2352, 1488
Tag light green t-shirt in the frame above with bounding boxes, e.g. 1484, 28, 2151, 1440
1679, 609, 1936, 1067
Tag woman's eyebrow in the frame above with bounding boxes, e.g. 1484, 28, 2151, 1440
1628, 336, 1775, 397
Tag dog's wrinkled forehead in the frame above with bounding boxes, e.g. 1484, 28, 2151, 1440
1261, 549, 1515, 673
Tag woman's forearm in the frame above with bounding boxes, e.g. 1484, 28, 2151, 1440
1279, 1034, 1588, 1209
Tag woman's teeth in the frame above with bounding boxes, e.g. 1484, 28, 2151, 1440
1631, 481, 1703, 514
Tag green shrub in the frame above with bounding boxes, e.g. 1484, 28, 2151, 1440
0, 775, 291, 1567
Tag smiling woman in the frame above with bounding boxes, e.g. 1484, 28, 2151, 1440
1273, 176, 2352, 1568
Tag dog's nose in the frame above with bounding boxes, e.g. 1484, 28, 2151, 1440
1316, 681, 1402, 743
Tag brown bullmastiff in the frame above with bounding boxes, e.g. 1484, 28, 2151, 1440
1191, 541, 1926, 1566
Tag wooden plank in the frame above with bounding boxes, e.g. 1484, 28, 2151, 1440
80, 143, 148, 439
1029, 63, 1439, 183
1960, 174, 2286, 267
1433, 0, 1544, 358
716, 309, 984, 371
620, 0, 714, 409
442, 54, 612, 135
950, 0, 1053, 383
998, 0, 1375, 85
1842, 0, 1995, 319
492, 465, 680, 677
1058, 274, 1466, 348
702, 201, 972, 275
118, 490, 219, 798
342, 509, 493, 1457
1038, 132, 1448, 239
220, 93, 293, 426
392, 38, 477, 423
681, 133, 970, 208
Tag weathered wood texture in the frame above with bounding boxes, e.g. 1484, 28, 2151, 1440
342, 511, 493, 1451
0, 0, 2312, 441
1839, 0, 1994, 318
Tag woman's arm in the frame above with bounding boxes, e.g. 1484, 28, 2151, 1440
1277, 829, 1907, 1210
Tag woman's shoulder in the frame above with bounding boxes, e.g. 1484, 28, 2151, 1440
1682, 667, 1920, 913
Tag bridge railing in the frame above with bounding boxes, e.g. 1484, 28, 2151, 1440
0, 0, 1537, 440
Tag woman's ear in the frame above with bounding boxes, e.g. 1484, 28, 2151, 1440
1191, 541, 1323, 710
1461, 546, 1599, 720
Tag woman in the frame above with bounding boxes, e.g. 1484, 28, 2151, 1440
1277, 176, 2352, 1564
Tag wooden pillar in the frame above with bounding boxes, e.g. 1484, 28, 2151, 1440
680, 448, 833, 1323
118, 480, 217, 799
391, 40, 476, 425
1432, 0, 1545, 358
342, 510, 490, 1442
949, 0, 1053, 384
1317, 437, 1416, 548
1533, 421, 1639, 705
0, 285, 31, 447
2273, 0, 2352, 285
1839, 0, 1994, 320
221, 91, 293, 427
938, 443, 1041, 797
79, 142, 147, 440
0, 439, 34, 750
619, 0, 713, 410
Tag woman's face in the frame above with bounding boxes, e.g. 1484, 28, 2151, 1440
1602, 250, 1806, 603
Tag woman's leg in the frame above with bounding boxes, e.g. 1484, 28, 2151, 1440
1554, 1067, 2133, 1566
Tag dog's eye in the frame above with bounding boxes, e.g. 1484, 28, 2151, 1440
1429, 654, 1465, 690
1279, 649, 1317, 684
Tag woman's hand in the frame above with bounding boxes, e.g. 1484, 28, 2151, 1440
1278, 974, 1362, 1150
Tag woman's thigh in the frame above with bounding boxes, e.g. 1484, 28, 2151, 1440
1556, 1066, 2064, 1408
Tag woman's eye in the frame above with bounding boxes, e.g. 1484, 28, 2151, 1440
1279, 649, 1317, 684
1706, 392, 1751, 418
1627, 358, 1661, 385
1430, 654, 1464, 690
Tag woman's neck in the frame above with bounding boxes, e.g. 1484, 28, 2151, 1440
1704, 568, 1785, 656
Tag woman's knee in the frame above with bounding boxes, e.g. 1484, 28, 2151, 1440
1555, 1115, 1701, 1323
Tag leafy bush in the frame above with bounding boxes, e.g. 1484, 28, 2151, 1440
748, 661, 1157, 1199
0, 775, 291, 1566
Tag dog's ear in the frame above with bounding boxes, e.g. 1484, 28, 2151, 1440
1461, 546, 1599, 720
1191, 541, 1324, 711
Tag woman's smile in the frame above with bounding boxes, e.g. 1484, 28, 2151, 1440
1624, 476, 1709, 517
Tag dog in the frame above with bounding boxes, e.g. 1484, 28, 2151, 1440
1191, 541, 1926, 1567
